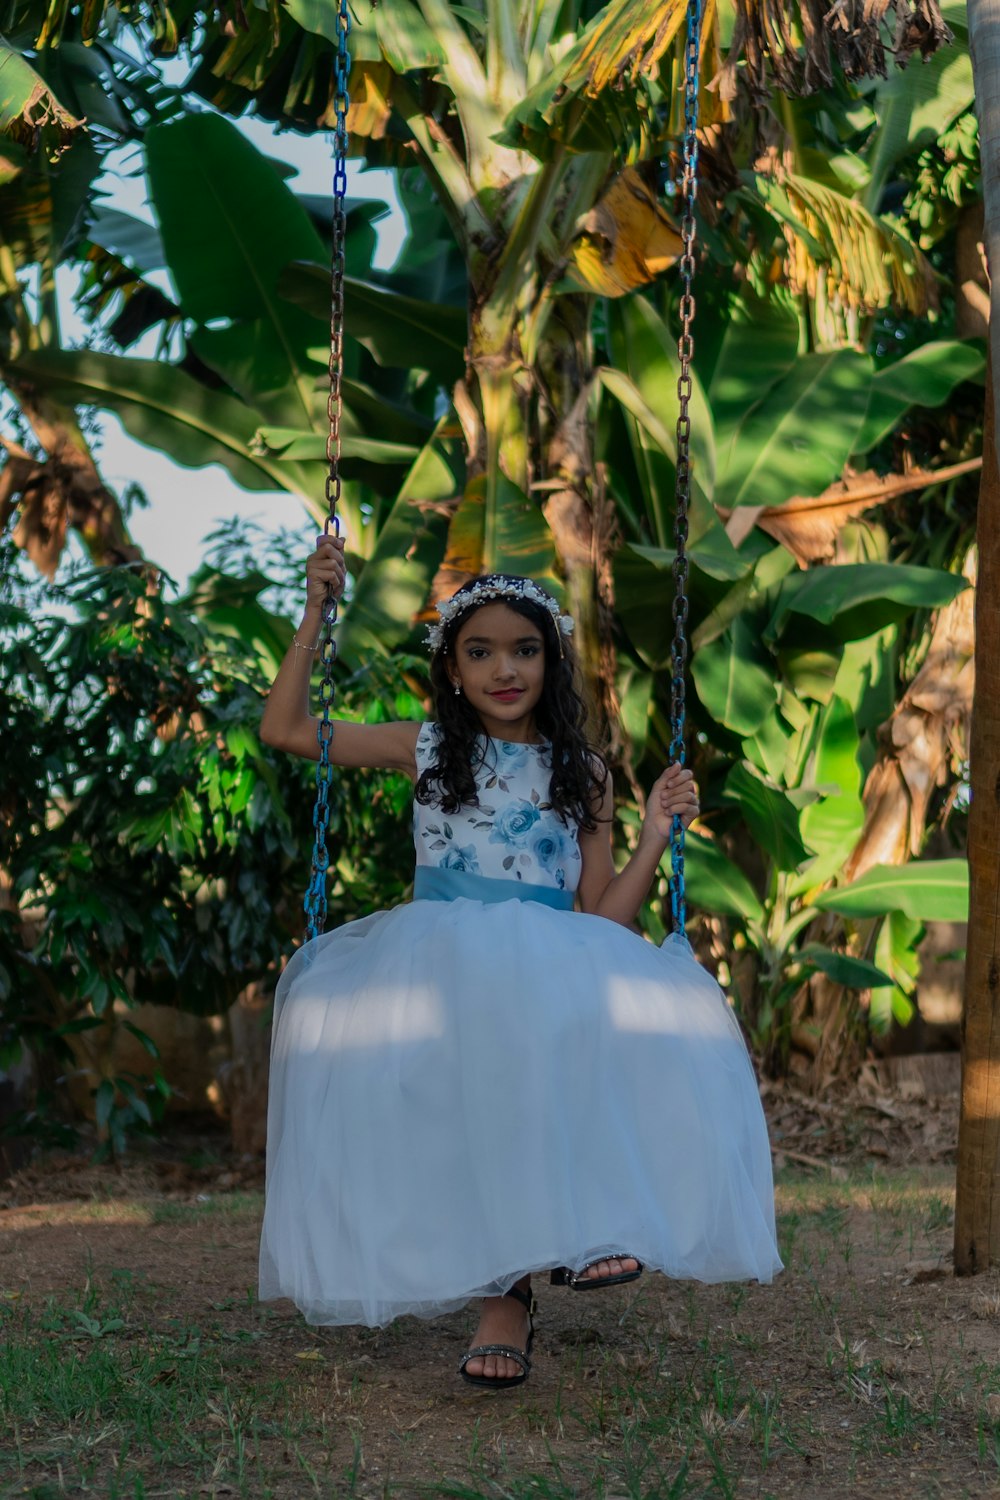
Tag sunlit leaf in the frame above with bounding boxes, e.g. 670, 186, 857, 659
691, 616, 778, 736
813, 859, 969, 921
724, 762, 809, 871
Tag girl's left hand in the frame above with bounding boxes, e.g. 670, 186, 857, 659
641, 763, 700, 843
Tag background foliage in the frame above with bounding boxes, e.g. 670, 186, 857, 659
0, 0, 985, 1142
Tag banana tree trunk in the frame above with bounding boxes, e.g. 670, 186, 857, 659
457, 196, 615, 719
954, 0, 1000, 1274
536, 293, 619, 729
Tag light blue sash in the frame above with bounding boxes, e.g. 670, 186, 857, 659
413, 866, 574, 911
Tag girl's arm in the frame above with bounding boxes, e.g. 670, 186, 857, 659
260, 535, 421, 775
576, 764, 699, 926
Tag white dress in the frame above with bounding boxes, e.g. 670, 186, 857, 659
259, 725, 782, 1327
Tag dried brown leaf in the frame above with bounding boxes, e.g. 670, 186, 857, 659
718, 458, 982, 566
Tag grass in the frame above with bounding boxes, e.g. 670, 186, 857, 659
2, 1166, 1000, 1498
0, 1276, 288, 1498
149, 1189, 263, 1225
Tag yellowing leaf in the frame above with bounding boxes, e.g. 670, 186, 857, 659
568, 169, 683, 296
294, 1349, 325, 1361
343, 62, 394, 140
561, 0, 691, 94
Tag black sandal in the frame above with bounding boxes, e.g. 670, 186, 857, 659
550, 1254, 644, 1290
458, 1282, 536, 1389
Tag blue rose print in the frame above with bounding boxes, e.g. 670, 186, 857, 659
489, 800, 541, 847
440, 844, 481, 874
495, 740, 532, 773
528, 822, 580, 888
529, 823, 572, 871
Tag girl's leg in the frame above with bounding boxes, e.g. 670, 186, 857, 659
462, 1273, 532, 1381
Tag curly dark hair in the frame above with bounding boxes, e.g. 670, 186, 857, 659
415, 575, 607, 832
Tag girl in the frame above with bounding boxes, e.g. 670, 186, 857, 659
258, 533, 781, 1389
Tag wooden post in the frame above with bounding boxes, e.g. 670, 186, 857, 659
954, 365, 1000, 1274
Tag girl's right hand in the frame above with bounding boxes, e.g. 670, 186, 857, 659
305, 533, 347, 611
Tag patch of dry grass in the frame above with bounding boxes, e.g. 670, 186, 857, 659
1, 1165, 999, 1499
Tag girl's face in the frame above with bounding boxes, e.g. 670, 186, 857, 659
448, 602, 546, 740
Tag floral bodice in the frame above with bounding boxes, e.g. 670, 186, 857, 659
412, 722, 583, 894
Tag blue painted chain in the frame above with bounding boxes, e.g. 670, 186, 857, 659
669, 0, 703, 937
304, 0, 352, 943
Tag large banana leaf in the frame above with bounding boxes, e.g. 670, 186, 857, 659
680, 829, 765, 922
145, 113, 327, 431
278, 261, 466, 382
10, 347, 316, 498
690, 615, 778, 737
708, 289, 800, 459
369, 0, 450, 71
852, 340, 985, 456
768, 562, 969, 642
812, 859, 969, 922
790, 694, 865, 895
255, 426, 419, 467
614, 536, 750, 669
604, 293, 716, 538
724, 762, 810, 872
335, 411, 465, 665
714, 350, 876, 511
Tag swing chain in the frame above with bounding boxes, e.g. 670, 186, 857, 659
304, 0, 352, 943
669, 0, 703, 937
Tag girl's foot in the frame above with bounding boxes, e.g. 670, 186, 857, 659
462, 1277, 532, 1382
577, 1255, 640, 1283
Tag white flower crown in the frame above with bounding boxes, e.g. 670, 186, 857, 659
424, 577, 575, 652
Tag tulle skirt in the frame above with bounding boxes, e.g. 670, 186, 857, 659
258, 898, 782, 1327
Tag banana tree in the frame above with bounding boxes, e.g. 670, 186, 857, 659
603, 284, 979, 1069
3, 109, 467, 650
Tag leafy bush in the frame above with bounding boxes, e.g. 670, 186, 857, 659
0, 538, 418, 1151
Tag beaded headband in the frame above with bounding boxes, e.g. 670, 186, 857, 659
424, 577, 575, 653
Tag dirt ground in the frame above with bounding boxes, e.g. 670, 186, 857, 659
2, 1078, 999, 1500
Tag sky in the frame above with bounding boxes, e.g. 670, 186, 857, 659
61, 112, 407, 592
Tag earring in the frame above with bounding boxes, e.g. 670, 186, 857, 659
453, 683, 461, 696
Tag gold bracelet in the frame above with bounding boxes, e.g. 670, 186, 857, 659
292, 634, 319, 653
